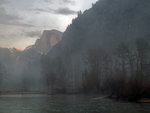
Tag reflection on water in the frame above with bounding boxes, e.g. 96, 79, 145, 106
0, 94, 150, 113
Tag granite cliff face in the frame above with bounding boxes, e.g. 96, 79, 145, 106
0, 30, 63, 91
13, 30, 63, 91
29, 30, 63, 54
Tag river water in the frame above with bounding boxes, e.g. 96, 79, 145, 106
0, 94, 149, 113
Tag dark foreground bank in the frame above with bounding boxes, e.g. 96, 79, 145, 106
0, 94, 150, 113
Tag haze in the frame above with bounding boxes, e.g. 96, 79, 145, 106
0, 0, 97, 49
0, 0, 150, 112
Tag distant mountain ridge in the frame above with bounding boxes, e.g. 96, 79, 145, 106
0, 29, 63, 91
26, 30, 63, 54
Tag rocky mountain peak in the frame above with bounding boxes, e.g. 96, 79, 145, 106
32, 29, 63, 54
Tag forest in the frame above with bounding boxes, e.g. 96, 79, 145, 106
0, 0, 150, 102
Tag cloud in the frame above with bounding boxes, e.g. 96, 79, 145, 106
34, 7, 77, 15
25, 31, 41, 38
0, 34, 6, 38
44, 0, 76, 5
0, 7, 20, 24
55, 7, 77, 15
8, 21, 35, 27
62, 0, 76, 5
34, 8, 52, 13
0, 0, 9, 5
44, 0, 53, 3
0, 1, 33, 27
0, 7, 35, 27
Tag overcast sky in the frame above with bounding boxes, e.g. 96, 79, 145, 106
0, 0, 97, 49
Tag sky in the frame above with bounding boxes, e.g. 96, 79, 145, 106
0, 0, 98, 49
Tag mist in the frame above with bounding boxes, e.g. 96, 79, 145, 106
0, 0, 150, 113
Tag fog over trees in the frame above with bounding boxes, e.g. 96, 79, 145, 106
0, 0, 150, 101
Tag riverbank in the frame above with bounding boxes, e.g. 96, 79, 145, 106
106, 95, 150, 103
0, 91, 150, 103
0, 91, 47, 95
0, 94, 149, 113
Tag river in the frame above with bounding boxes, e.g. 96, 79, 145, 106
0, 94, 149, 113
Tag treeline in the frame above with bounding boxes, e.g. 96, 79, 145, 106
82, 38, 150, 101
41, 0, 150, 102
43, 38, 150, 101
